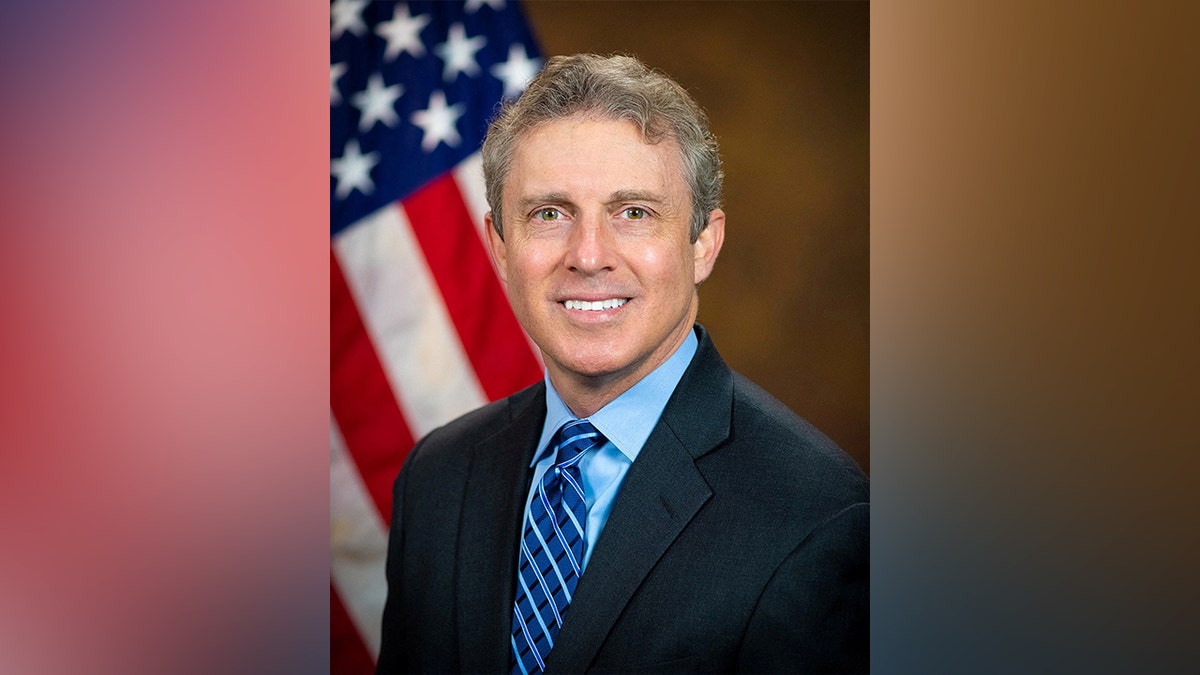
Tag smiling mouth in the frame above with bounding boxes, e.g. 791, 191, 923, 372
561, 298, 629, 311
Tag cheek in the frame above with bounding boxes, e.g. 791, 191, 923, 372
635, 244, 694, 286
506, 247, 556, 292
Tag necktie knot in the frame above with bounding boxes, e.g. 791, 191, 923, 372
552, 419, 603, 467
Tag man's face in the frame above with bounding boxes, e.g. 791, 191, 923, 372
486, 115, 723, 399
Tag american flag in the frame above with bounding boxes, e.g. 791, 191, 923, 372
330, 1, 543, 671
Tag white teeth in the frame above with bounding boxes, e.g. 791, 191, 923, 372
564, 298, 628, 311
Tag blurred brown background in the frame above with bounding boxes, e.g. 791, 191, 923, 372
522, 1, 870, 472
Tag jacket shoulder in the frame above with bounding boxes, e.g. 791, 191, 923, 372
726, 371, 868, 504
403, 381, 544, 475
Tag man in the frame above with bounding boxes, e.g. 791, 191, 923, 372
377, 54, 868, 674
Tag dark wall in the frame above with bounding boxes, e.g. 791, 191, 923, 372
522, 1, 870, 472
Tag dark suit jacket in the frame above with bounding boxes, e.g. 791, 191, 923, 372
377, 325, 869, 674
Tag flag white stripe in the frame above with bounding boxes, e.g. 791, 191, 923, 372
334, 203, 489, 439
453, 152, 491, 246
330, 417, 389, 659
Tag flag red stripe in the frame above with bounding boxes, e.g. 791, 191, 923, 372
331, 248, 414, 524
331, 584, 376, 674
402, 174, 543, 401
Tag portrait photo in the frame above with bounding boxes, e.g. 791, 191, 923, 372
331, 2, 868, 672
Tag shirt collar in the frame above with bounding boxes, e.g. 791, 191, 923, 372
533, 327, 699, 466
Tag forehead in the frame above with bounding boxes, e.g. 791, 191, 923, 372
505, 115, 687, 199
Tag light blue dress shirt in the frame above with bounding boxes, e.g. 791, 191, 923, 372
522, 329, 699, 571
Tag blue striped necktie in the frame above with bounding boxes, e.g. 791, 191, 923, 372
510, 419, 604, 675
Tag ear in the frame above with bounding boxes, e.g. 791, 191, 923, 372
692, 208, 725, 285
484, 211, 508, 284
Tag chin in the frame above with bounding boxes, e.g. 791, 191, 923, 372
561, 358, 626, 380
552, 346, 633, 381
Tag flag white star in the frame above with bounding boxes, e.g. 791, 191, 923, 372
352, 73, 404, 131
331, 139, 380, 198
434, 24, 486, 82
491, 44, 540, 99
411, 91, 465, 151
330, 0, 368, 39
330, 62, 348, 105
375, 4, 431, 60
465, 0, 506, 12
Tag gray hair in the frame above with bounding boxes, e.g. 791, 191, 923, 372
481, 53, 724, 243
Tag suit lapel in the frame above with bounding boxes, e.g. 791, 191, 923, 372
545, 326, 734, 673
456, 383, 546, 673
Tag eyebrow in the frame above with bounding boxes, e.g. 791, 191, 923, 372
515, 192, 573, 212
514, 189, 670, 213
606, 190, 667, 206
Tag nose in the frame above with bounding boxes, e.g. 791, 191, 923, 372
564, 212, 617, 274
